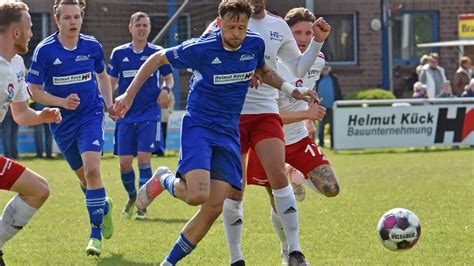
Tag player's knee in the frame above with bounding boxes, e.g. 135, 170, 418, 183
267, 166, 289, 185
36, 182, 50, 205
83, 167, 101, 180
185, 192, 208, 206
325, 182, 340, 197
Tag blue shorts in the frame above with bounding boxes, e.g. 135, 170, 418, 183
114, 120, 162, 156
51, 114, 104, 171
177, 115, 243, 190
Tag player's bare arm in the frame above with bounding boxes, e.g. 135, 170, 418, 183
10, 101, 61, 125
114, 49, 168, 117
96, 70, 117, 119
110, 76, 119, 94
256, 64, 319, 102
157, 73, 174, 109
29, 83, 81, 110
307, 164, 339, 197
280, 100, 326, 124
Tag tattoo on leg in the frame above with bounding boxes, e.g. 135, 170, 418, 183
198, 182, 209, 192
308, 165, 340, 197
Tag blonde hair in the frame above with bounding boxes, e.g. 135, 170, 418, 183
0, 2, 29, 33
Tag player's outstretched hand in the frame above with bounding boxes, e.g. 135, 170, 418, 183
313, 17, 331, 42
157, 90, 170, 109
306, 100, 326, 121
291, 88, 320, 103
62, 93, 80, 110
114, 93, 132, 118
40, 107, 62, 124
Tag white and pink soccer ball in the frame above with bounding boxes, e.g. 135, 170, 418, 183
377, 208, 421, 251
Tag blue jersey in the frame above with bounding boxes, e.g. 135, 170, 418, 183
108, 42, 173, 124
165, 30, 265, 131
27, 32, 105, 123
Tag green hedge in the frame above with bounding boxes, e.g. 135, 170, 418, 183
344, 88, 396, 100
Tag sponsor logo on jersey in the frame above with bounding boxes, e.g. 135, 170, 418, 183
140, 56, 149, 61
211, 57, 222, 64
122, 57, 130, 62
53, 72, 92, 86
307, 69, 319, 79
213, 70, 255, 85
75, 55, 90, 62
6, 83, 14, 101
240, 54, 254, 61
29, 69, 40, 76
269, 31, 283, 41
16, 71, 24, 83
122, 70, 138, 78
53, 58, 62, 65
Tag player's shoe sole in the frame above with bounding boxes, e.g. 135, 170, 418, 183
135, 167, 170, 210
86, 238, 101, 256
102, 197, 114, 239
135, 208, 147, 220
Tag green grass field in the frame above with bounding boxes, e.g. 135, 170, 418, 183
1, 148, 472, 265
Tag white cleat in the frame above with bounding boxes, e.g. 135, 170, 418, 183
135, 166, 172, 210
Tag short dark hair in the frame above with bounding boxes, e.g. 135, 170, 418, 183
0, 2, 29, 34
218, 0, 252, 21
284, 7, 316, 27
130, 12, 149, 25
53, 0, 86, 18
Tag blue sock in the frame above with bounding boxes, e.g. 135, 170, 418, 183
86, 188, 106, 240
163, 174, 176, 197
165, 233, 196, 264
121, 168, 136, 199
138, 163, 152, 189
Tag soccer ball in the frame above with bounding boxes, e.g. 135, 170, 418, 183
377, 208, 421, 251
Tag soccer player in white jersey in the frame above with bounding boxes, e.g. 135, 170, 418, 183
115, 1, 318, 264
247, 7, 340, 264
27, 0, 115, 256
0, 2, 62, 264
108, 12, 174, 220
203, 1, 331, 265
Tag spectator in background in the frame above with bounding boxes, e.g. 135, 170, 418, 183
1, 109, 19, 159
412, 81, 427, 98
316, 65, 342, 148
462, 78, 474, 98
30, 101, 53, 158
416, 54, 430, 78
453, 56, 472, 96
436, 81, 454, 98
161, 91, 175, 151
420, 53, 447, 98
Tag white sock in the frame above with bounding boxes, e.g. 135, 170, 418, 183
271, 209, 288, 255
222, 199, 244, 263
0, 195, 38, 250
272, 186, 301, 253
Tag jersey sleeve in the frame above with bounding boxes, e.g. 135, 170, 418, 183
13, 79, 30, 103
107, 49, 120, 77
164, 39, 201, 70
276, 23, 301, 63
256, 38, 266, 69
27, 46, 48, 86
158, 64, 173, 76
93, 43, 106, 74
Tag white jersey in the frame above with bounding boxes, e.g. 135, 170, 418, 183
0, 55, 29, 122
277, 53, 325, 145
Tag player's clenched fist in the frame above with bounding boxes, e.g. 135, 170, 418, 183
312, 17, 331, 42
306, 100, 326, 121
40, 107, 62, 124
114, 93, 132, 118
62, 93, 80, 110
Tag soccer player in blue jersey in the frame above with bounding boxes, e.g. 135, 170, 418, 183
108, 12, 174, 220
114, 1, 317, 264
26, 0, 114, 256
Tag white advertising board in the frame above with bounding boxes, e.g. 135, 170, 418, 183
334, 103, 474, 150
